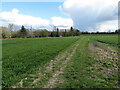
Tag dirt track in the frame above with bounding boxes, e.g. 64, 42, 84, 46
89, 42, 119, 88
44, 43, 79, 88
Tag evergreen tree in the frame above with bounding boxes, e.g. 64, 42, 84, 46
56, 28, 60, 37
70, 27, 74, 36
19, 25, 28, 38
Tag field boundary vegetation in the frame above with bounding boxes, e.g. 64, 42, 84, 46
1, 24, 119, 39
1, 25, 80, 38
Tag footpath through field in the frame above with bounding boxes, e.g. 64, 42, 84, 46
11, 35, 119, 88
11, 37, 81, 88
49, 36, 119, 88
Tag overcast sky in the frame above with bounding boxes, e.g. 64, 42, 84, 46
0, 0, 119, 32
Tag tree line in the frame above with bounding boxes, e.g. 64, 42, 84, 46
1, 24, 118, 38
81, 29, 119, 34
1, 25, 81, 38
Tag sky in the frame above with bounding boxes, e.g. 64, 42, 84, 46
2, 2, 68, 20
0, 0, 119, 32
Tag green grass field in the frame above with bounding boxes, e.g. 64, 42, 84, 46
55, 35, 119, 88
2, 37, 79, 87
90, 34, 119, 46
2, 34, 119, 88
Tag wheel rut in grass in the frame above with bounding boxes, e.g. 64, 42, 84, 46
88, 42, 119, 88
43, 43, 79, 88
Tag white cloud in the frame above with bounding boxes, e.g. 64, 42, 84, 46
1, 0, 118, 32
0, 8, 49, 28
51, 17, 73, 29
12, 8, 19, 14
0, 8, 73, 30
99, 20, 118, 32
60, 0, 119, 31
